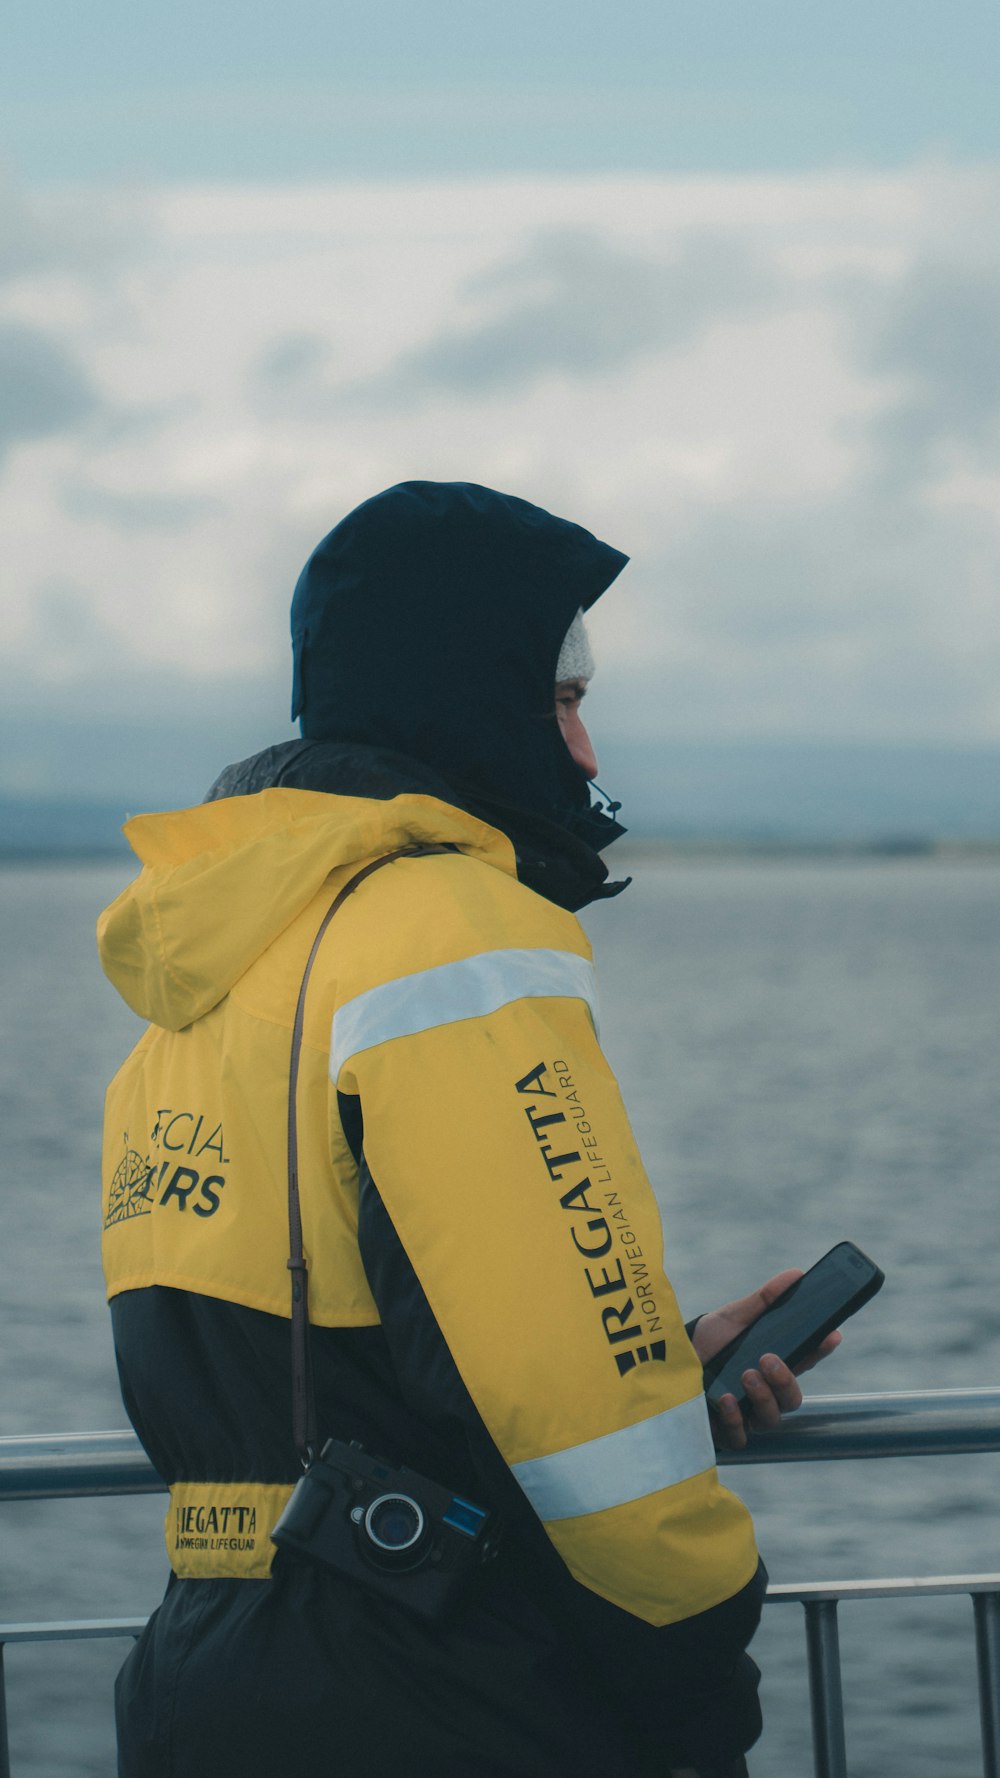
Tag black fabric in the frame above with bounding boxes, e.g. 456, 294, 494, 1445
111, 1244, 763, 1776
112, 1290, 433, 1488
354, 1129, 765, 1770
289, 480, 628, 836
112, 1292, 633, 1778
114, 1560, 636, 1778
205, 737, 630, 914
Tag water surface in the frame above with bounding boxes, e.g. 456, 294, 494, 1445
1, 856, 998, 1776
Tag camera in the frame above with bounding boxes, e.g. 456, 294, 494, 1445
271, 1438, 498, 1621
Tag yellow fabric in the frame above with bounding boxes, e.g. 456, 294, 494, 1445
100, 787, 758, 1625
166, 1482, 294, 1579
342, 1002, 758, 1624
546, 1473, 761, 1623
98, 789, 515, 1032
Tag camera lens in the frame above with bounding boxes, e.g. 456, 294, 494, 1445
369, 1497, 421, 1548
363, 1492, 428, 1568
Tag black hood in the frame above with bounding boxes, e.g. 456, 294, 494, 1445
290, 480, 628, 838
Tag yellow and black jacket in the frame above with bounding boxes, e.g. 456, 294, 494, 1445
100, 777, 763, 1778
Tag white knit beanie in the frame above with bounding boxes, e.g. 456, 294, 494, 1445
555, 609, 595, 684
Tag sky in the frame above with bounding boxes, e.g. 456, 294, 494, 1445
2, 1, 1000, 809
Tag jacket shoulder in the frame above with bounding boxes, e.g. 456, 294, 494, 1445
335, 847, 590, 997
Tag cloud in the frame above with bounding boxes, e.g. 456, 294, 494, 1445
3, 164, 1000, 810
865, 257, 1000, 481
0, 321, 99, 461
0, 176, 62, 282
246, 330, 340, 421
60, 479, 219, 533
348, 227, 774, 403
0, 173, 147, 285
252, 332, 334, 386
9, 581, 120, 685
0, 180, 146, 466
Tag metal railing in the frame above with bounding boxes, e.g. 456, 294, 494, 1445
2, 1389, 1000, 1778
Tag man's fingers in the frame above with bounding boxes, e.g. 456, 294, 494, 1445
757, 1267, 803, 1307
711, 1392, 748, 1451
742, 1369, 784, 1429
751, 1357, 803, 1420
715, 1268, 804, 1344
712, 1353, 808, 1444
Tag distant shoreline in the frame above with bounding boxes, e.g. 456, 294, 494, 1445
616, 835, 1000, 860
0, 847, 133, 865
4, 836, 999, 866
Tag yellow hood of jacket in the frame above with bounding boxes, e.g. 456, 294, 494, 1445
97, 787, 516, 1032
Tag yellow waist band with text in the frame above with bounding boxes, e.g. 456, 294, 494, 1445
166, 1482, 295, 1580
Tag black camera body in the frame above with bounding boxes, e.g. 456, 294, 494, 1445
271, 1438, 498, 1621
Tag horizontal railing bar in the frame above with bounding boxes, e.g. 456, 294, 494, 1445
768, 1575, 1000, 1603
719, 1386, 1000, 1463
4, 1578, 999, 1651
0, 1620, 147, 1645
1, 1388, 999, 1500
3, 1574, 995, 1637
0, 1432, 164, 1501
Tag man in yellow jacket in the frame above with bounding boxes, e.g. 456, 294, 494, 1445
99, 481, 837, 1778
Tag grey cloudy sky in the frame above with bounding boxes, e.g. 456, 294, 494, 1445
348, 231, 777, 402
1, 5, 999, 807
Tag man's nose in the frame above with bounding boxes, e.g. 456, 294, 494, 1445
564, 707, 599, 779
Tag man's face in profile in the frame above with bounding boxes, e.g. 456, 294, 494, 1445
555, 678, 598, 779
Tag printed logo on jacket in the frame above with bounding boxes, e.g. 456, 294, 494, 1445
166, 1483, 294, 1580
104, 1108, 229, 1230
515, 1060, 667, 1378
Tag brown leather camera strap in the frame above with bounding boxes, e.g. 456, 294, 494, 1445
287, 843, 453, 1467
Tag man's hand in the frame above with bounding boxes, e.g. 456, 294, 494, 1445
691, 1268, 843, 1452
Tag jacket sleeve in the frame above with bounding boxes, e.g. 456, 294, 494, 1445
331, 869, 764, 1752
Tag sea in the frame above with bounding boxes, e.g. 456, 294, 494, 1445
1, 852, 998, 1777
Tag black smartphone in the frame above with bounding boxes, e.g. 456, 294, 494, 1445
702, 1240, 884, 1418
